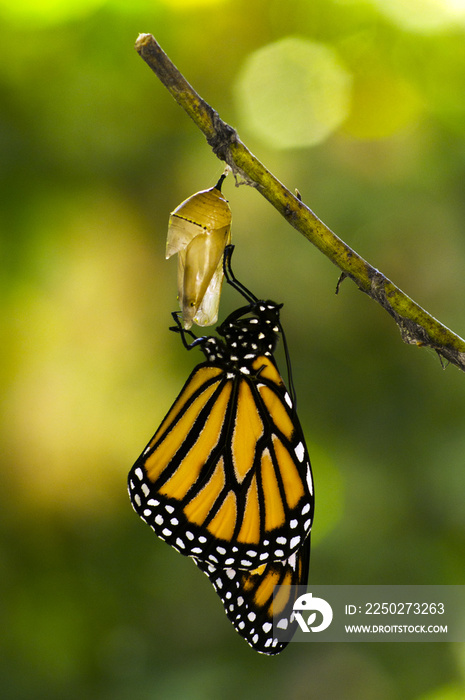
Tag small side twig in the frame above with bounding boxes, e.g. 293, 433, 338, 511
135, 33, 465, 373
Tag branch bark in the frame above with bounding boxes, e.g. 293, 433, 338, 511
135, 32, 465, 373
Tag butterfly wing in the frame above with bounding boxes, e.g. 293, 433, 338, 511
128, 355, 313, 569
193, 535, 311, 654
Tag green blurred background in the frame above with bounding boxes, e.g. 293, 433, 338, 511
1, 0, 465, 698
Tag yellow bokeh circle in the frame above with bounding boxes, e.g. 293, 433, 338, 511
234, 37, 352, 149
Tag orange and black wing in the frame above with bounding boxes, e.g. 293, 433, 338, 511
194, 535, 310, 654
128, 355, 313, 569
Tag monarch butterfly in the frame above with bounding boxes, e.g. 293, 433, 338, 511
128, 245, 313, 652
166, 173, 232, 329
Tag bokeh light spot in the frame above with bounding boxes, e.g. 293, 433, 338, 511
234, 37, 352, 149
370, 0, 465, 33
417, 683, 465, 700
0, 0, 106, 26
160, 0, 227, 7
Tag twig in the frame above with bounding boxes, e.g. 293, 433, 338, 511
135, 33, 465, 373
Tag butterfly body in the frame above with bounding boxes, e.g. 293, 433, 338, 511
128, 246, 314, 653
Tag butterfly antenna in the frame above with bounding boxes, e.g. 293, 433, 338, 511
280, 324, 297, 409
223, 245, 258, 304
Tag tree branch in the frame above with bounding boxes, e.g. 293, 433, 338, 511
135, 32, 465, 373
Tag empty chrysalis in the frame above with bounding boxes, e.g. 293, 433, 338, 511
166, 172, 232, 329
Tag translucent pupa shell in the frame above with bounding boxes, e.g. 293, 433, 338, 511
166, 174, 232, 329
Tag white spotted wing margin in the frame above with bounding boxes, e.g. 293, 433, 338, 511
192, 536, 311, 655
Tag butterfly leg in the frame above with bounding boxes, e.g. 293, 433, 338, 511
169, 311, 207, 350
